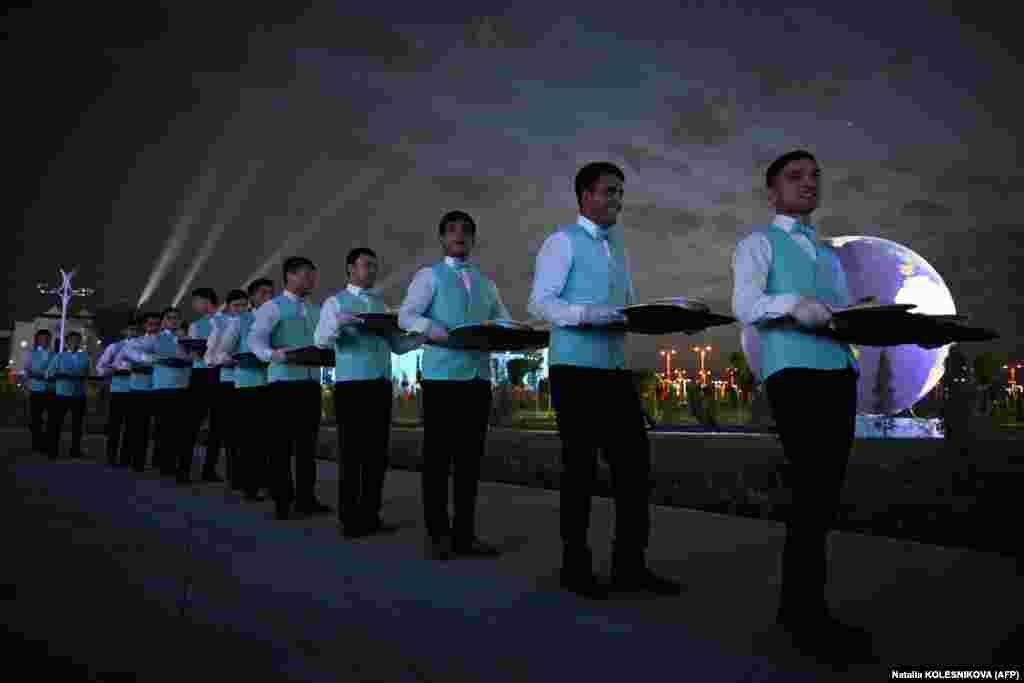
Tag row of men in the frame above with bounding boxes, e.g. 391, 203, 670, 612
23, 154, 870, 659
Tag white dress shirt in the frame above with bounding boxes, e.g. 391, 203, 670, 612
398, 257, 511, 335
732, 214, 848, 325
247, 289, 311, 362
95, 341, 133, 375
527, 215, 638, 327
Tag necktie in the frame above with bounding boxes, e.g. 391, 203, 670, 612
452, 262, 472, 292
595, 229, 611, 259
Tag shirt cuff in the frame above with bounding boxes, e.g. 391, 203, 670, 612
411, 318, 431, 335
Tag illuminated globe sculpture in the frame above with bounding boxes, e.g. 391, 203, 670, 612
741, 235, 956, 416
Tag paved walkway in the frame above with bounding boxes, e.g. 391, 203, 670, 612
2, 429, 1021, 681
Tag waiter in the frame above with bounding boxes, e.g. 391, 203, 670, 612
206, 278, 276, 501
127, 307, 193, 479
22, 329, 55, 453
96, 324, 136, 466
731, 150, 871, 656
206, 289, 249, 490
45, 331, 90, 460
398, 211, 508, 561
248, 257, 332, 521
528, 162, 682, 600
123, 312, 162, 471
186, 287, 226, 483
315, 247, 425, 539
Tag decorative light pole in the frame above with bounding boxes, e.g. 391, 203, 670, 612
37, 268, 95, 353
691, 344, 712, 386
659, 348, 677, 377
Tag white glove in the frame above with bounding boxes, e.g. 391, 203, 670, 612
426, 323, 449, 344
338, 312, 364, 327
581, 304, 628, 326
270, 349, 288, 363
791, 298, 833, 329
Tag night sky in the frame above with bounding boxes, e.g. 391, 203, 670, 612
7, 2, 1023, 372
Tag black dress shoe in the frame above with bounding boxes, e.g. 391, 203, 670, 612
427, 536, 452, 561
559, 570, 609, 600
340, 524, 369, 539
610, 566, 685, 596
778, 607, 873, 658
296, 500, 332, 516
452, 537, 502, 557
243, 493, 266, 503
366, 519, 401, 536
201, 472, 224, 483
274, 503, 290, 521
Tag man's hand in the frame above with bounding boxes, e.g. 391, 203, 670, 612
856, 296, 879, 305
338, 312, 364, 327
270, 349, 288, 363
792, 297, 833, 329
581, 304, 628, 326
427, 323, 449, 344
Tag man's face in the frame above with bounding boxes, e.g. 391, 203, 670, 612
227, 298, 248, 315
251, 285, 274, 307
143, 317, 161, 335
348, 254, 379, 288
440, 220, 475, 258
768, 158, 820, 216
162, 310, 181, 331
191, 297, 211, 316
581, 174, 624, 226
35, 334, 51, 349
289, 266, 318, 295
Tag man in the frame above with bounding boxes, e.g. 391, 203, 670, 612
528, 162, 682, 600
731, 150, 871, 656
123, 312, 162, 471
205, 289, 249, 490
315, 248, 425, 539
96, 325, 137, 466
22, 329, 56, 453
248, 257, 332, 520
206, 278, 275, 502
398, 210, 509, 560
125, 307, 193, 479
46, 331, 90, 460
186, 288, 226, 483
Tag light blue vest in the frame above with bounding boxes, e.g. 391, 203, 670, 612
191, 314, 222, 369
757, 224, 857, 381
217, 315, 239, 384
268, 295, 321, 383
548, 223, 631, 370
50, 351, 90, 398
129, 336, 155, 391
108, 341, 132, 393
27, 348, 56, 393
332, 289, 392, 382
153, 331, 192, 390
234, 312, 267, 389
421, 262, 496, 381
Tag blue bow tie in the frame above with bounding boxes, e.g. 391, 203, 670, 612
450, 261, 472, 273
793, 221, 816, 239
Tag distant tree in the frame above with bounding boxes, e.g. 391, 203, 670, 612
507, 358, 529, 386
633, 369, 660, 399
729, 351, 757, 399
873, 349, 896, 415
973, 351, 1006, 387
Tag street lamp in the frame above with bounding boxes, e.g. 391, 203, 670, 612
1004, 363, 1023, 387
691, 345, 712, 386
38, 268, 95, 354
659, 348, 677, 377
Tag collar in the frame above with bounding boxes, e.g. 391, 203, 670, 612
346, 284, 377, 297
577, 215, 612, 240
444, 256, 472, 269
772, 214, 815, 234
282, 289, 305, 302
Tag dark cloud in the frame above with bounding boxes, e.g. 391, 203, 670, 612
663, 89, 741, 147
876, 48, 920, 82
430, 174, 519, 206
608, 144, 693, 177
295, 12, 437, 74
816, 214, 859, 237
931, 167, 1024, 201
828, 174, 870, 202
900, 199, 955, 218
754, 63, 850, 107
624, 205, 703, 233
463, 16, 536, 50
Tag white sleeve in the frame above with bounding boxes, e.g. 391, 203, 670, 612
96, 344, 117, 376
314, 296, 341, 349
491, 280, 511, 320
731, 232, 801, 325
527, 232, 586, 326
247, 301, 281, 362
398, 268, 439, 335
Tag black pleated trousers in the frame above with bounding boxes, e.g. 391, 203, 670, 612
234, 385, 270, 497
125, 390, 155, 471
29, 390, 53, 453
105, 391, 130, 465
267, 380, 322, 509
48, 395, 86, 460
333, 379, 393, 530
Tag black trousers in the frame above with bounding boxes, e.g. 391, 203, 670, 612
49, 395, 86, 460
549, 365, 652, 570
268, 380, 322, 507
420, 378, 492, 543
105, 391, 130, 465
125, 390, 156, 470
217, 382, 242, 487
234, 385, 270, 496
333, 379, 393, 529
765, 367, 857, 616
152, 389, 188, 476
186, 368, 223, 477
29, 390, 53, 452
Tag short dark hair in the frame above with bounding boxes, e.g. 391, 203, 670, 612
191, 287, 218, 305
161, 306, 180, 319
246, 278, 273, 297
346, 247, 378, 267
765, 150, 817, 188
226, 289, 248, 305
66, 330, 82, 340
282, 256, 316, 280
438, 210, 476, 236
575, 162, 625, 207
141, 311, 162, 323
35, 329, 51, 338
